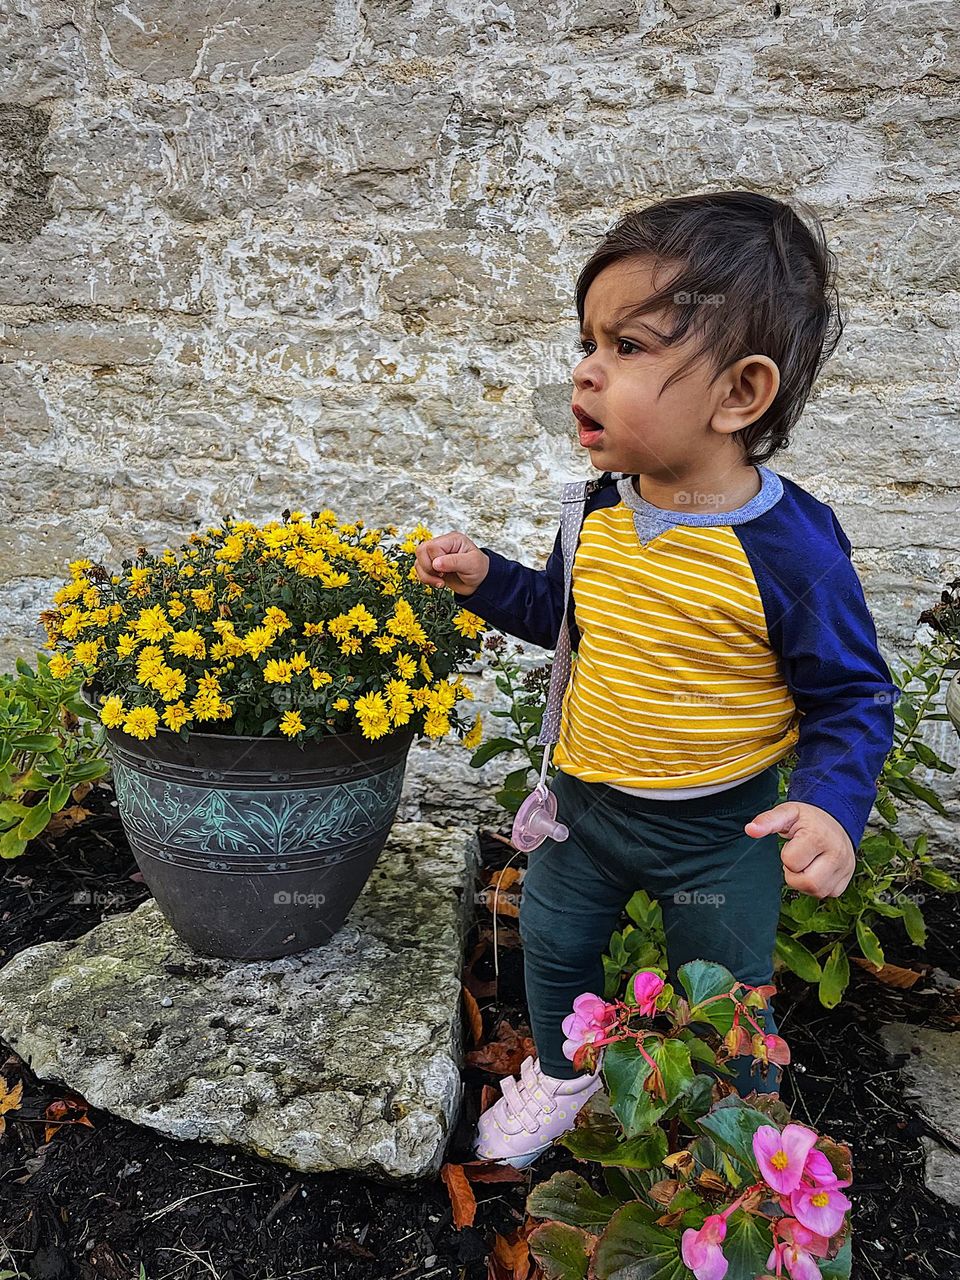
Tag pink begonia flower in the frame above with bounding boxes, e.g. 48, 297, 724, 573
561, 992, 617, 1062
790, 1172, 852, 1237
632, 969, 665, 1016
765, 1239, 822, 1280
780, 1217, 832, 1258
680, 1214, 728, 1280
752, 1124, 819, 1194
802, 1147, 851, 1188
766, 1219, 833, 1280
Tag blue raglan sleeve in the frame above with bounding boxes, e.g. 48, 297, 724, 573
451, 525, 571, 650
740, 507, 900, 852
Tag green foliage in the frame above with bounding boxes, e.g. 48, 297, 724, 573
0, 652, 109, 859
466, 636, 552, 813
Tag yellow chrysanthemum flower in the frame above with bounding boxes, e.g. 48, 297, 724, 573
47, 652, 74, 679
309, 668, 333, 689
123, 705, 160, 740
394, 652, 417, 679
453, 609, 486, 640
169, 629, 206, 659
423, 709, 450, 739
333, 697, 351, 712
99, 695, 126, 727
263, 607, 292, 634
243, 626, 274, 659
289, 651, 309, 674
263, 658, 293, 684
279, 710, 305, 738
462, 715, 483, 750
134, 605, 173, 642
152, 667, 188, 702
162, 701, 192, 732
117, 632, 139, 658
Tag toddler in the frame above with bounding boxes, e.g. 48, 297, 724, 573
414, 191, 899, 1169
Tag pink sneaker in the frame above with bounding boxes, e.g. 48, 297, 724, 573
473, 1053, 604, 1168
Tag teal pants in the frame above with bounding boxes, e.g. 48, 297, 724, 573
519, 764, 786, 1097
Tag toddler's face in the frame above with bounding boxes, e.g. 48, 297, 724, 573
571, 256, 744, 482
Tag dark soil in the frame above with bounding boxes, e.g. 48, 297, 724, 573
1, 778, 958, 1280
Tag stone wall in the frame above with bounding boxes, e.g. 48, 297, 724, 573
1, 0, 958, 840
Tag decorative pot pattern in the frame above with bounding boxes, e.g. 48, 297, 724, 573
85, 686, 416, 960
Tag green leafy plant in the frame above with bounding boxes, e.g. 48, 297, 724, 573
0, 652, 110, 860
466, 633, 552, 813
524, 963, 852, 1279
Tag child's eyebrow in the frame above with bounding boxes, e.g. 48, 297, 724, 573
580, 307, 670, 342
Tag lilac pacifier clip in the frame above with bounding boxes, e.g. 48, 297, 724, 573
510, 478, 598, 853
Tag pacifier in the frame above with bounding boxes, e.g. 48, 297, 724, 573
511, 745, 569, 851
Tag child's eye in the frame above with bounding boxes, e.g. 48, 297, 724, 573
574, 338, 645, 357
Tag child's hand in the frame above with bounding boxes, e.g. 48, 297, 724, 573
414, 532, 490, 597
744, 802, 856, 899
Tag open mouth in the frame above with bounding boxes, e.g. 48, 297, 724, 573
574, 411, 605, 448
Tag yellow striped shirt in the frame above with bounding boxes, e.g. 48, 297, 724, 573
551, 497, 800, 791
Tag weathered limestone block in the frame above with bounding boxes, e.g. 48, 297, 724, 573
0, 822, 477, 1182
880, 1023, 960, 1208
97, 0, 361, 83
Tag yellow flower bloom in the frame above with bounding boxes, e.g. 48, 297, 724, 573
340, 635, 363, 656
309, 667, 333, 689
462, 715, 483, 750
168, 598, 187, 619
243, 626, 274, 659
99, 694, 126, 727
136, 645, 165, 682
333, 697, 351, 712
134, 605, 173, 642
372, 635, 399, 654
169, 629, 206, 659
72, 639, 101, 666
279, 710, 305, 738
453, 609, 486, 640
289, 651, 309, 674
347, 604, 378, 635
123, 705, 160, 740
190, 588, 214, 612
152, 667, 187, 702
394, 652, 417, 679
162, 701, 192, 731
423, 709, 450, 739
47, 652, 74, 679
117, 632, 139, 658
263, 607, 292, 634
190, 690, 224, 721
263, 658, 293, 684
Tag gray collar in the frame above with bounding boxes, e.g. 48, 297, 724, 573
613, 465, 783, 546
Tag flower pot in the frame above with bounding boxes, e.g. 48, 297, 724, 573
81, 686, 415, 959
947, 670, 960, 740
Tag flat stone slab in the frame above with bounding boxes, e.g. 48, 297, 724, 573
0, 821, 476, 1182
880, 1022, 960, 1207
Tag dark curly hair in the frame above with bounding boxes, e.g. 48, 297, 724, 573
573, 191, 845, 466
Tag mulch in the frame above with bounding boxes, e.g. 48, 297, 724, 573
0, 777, 958, 1280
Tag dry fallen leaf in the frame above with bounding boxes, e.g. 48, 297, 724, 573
851, 957, 923, 988
0, 1076, 24, 1136
466, 1019, 537, 1076
440, 1161, 477, 1230
45, 805, 93, 837
43, 1095, 94, 1144
486, 1224, 534, 1279
462, 984, 484, 1047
